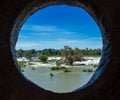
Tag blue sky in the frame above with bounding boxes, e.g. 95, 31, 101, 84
16, 5, 102, 50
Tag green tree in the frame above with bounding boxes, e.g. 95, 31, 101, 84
16, 49, 24, 57
80, 48, 101, 56
74, 47, 84, 61
56, 60, 62, 68
18, 61, 26, 72
23, 49, 36, 59
61, 46, 84, 66
23, 50, 32, 59
38, 54, 48, 63
61, 46, 73, 65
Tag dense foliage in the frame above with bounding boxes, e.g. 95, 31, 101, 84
16, 47, 101, 58
81, 48, 101, 56
56, 60, 62, 68
61, 46, 84, 65
17, 61, 26, 71
38, 54, 48, 63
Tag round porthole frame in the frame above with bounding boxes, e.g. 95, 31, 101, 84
10, 0, 112, 96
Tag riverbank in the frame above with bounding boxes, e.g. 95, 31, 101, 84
20, 56, 100, 92
21, 56, 100, 68
17, 56, 100, 73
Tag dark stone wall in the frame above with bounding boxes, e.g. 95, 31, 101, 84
0, 0, 120, 100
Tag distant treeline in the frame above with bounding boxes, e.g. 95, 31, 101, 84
16, 47, 101, 59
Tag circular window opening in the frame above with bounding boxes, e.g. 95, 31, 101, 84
15, 5, 102, 93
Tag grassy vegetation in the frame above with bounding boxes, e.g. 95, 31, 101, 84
16, 48, 101, 59
51, 66, 72, 73
51, 66, 66, 70
64, 69, 71, 72
31, 67, 36, 70
51, 63, 97, 73
28, 62, 34, 65
50, 73, 54, 77
18, 61, 26, 72
82, 68, 93, 72
91, 64, 98, 67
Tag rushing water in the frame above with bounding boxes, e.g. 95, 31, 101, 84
22, 67, 94, 93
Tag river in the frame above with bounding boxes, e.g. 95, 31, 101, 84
22, 67, 94, 93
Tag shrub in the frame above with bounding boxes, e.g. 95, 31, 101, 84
82, 68, 93, 72
51, 67, 60, 70
50, 73, 54, 77
38, 54, 48, 63
18, 61, 26, 68
51, 66, 66, 70
31, 67, 35, 70
64, 69, 71, 72
51, 67, 66, 70
18, 61, 26, 71
56, 60, 62, 68
92, 64, 98, 67
28, 62, 34, 65
87, 69, 93, 72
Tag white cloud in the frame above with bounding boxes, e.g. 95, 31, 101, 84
16, 38, 102, 50
90, 37, 102, 40
57, 39, 85, 44
21, 24, 75, 36
17, 24, 102, 50
16, 42, 39, 49
22, 24, 58, 32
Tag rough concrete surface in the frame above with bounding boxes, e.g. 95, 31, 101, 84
0, 0, 120, 100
